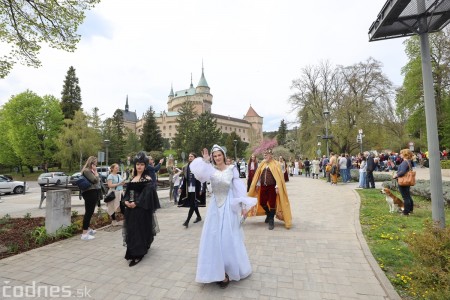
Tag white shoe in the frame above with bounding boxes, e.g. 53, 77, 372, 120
88, 228, 96, 235
81, 234, 95, 240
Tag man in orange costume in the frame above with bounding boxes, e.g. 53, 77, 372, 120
248, 149, 292, 230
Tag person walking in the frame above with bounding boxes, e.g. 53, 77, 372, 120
338, 153, 348, 183
248, 149, 292, 230
80, 156, 102, 241
167, 157, 175, 202
189, 145, 257, 288
247, 154, 258, 191
179, 152, 206, 228
329, 152, 339, 185
122, 151, 160, 267
106, 163, 125, 226
393, 149, 415, 216
311, 157, 320, 179
172, 168, 182, 205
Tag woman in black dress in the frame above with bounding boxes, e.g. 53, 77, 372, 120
122, 151, 160, 267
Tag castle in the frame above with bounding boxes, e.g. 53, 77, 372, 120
120, 66, 263, 146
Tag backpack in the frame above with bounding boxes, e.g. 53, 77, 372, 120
76, 175, 92, 190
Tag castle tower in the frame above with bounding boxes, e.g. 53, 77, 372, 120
196, 63, 212, 112
244, 105, 263, 145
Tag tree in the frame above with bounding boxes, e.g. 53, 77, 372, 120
103, 109, 127, 164
276, 119, 288, 146
54, 110, 102, 171
174, 101, 198, 154
140, 106, 163, 152
0, 110, 21, 168
396, 27, 450, 150
0, 0, 100, 78
191, 111, 222, 152
61, 66, 82, 119
2, 90, 64, 171
289, 58, 394, 155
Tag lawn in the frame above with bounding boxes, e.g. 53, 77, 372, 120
358, 188, 450, 300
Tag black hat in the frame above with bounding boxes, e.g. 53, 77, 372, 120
133, 151, 149, 166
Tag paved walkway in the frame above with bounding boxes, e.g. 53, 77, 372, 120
0, 174, 407, 299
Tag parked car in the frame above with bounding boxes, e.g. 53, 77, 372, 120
0, 174, 13, 181
69, 172, 82, 186
0, 175, 29, 194
70, 171, 107, 186
37, 172, 70, 186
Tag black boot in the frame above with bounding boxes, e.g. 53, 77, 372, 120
268, 209, 275, 230
262, 206, 270, 223
183, 220, 189, 228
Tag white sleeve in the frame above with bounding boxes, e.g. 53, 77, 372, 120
230, 166, 257, 213
189, 157, 215, 183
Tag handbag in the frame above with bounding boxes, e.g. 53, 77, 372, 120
76, 175, 92, 190
104, 190, 116, 203
397, 161, 416, 186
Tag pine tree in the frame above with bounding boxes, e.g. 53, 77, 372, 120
191, 111, 222, 151
61, 66, 82, 119
277, 119, 288, 146
174, 101, 198, 153
141, 106, 163, 152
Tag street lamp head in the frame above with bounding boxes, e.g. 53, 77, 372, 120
323, 109, 330, 117
104, 139, 110, 145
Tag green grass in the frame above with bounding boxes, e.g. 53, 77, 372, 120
358, 189, 450, 299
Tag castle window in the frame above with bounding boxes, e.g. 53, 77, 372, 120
243, 138, 246, 141
239, 129, 241, 132
163, 133, 166, 137
163, 126, 166, 130
225, 126, 227, 130
169, 125, 172, 129
243, 129, 245, 133
234, 128, 236, 131
169, 133, 172, 137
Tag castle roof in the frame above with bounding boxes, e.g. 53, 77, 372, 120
211, 113, 250, 124
245, 105, 261, 117
174, 87, 196, 97
122, 109, 138, 122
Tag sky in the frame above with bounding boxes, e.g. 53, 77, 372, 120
0, 0, 409, 132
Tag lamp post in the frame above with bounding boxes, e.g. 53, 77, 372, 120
323, 110, 330, 157
233, 140, 238, 162
104, 139, 110, 168
357, 129, 363, 153
316, 135, 322, 157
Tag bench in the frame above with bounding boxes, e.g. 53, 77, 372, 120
39, 179, 171, 209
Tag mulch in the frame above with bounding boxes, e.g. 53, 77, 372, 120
0, 213, 119, 260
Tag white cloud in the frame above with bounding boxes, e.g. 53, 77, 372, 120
0, 0, 408, 131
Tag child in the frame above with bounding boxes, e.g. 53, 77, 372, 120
172, 168, 182, 205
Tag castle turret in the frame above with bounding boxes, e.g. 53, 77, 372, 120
244, 105, 263, 144
196, 63, 212, 112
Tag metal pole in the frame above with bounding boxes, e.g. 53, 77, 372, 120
360, 134, 363, 153
419, 31, 445, 227
325, 121, 329, 157
417, 0, 445, 227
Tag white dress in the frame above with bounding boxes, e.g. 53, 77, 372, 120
190, 157, 257, 283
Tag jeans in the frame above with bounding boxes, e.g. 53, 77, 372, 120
398, 185, 414, 214
173, 185, 179, 203
365, 171, 375, 188
340, 168, 347, 182
359, 172, 366, 187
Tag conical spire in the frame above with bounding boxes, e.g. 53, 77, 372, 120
169, 83, 174, 97
190, 73, 194, 88
197, 61, 209, 87
125, 95, 129, 112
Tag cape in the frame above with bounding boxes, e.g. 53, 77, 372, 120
247, 159, 292, 229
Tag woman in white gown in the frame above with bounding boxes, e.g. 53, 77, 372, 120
189, 145, 257, 288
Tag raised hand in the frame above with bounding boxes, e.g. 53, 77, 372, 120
202, 148, 210, 161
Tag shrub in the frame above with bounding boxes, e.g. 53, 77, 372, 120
441, 160, 450, 169
403, 220, 450, 299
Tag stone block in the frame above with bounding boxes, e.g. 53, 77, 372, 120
45, 189, 72, 234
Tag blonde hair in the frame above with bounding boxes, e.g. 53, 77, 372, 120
109, 163, 119, 173
82, 156, 97, 170
400, 149, 413, 160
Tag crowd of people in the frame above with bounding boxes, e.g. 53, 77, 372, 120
77, 142, 427, 286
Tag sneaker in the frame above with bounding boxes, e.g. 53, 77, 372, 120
81, 234, 95, 240
88, 228, 96, 235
